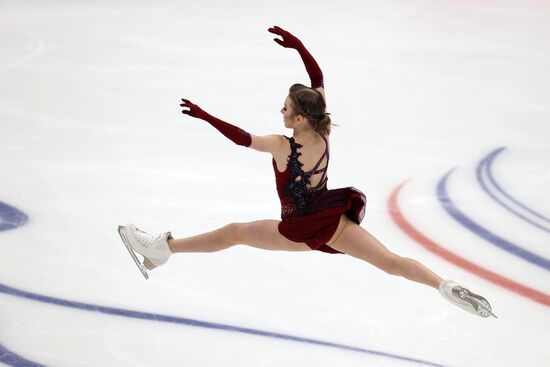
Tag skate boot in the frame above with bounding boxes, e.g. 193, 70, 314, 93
439, 279, 497, 318
117, 223, 173, 279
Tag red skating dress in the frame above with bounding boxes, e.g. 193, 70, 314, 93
272, 132, 367, 254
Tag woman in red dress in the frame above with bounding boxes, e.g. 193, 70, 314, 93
119, 26, 495, 318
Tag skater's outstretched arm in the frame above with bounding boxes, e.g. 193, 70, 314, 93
268, 25, 324, 89
180, 98, 252, 147
180, 98, 283, 154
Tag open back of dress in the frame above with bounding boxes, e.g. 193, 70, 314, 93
272, 131, 367, 254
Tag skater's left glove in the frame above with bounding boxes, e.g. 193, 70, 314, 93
268, 25, 304, 49
268, 25, 324, 89
180, 98, 251, 147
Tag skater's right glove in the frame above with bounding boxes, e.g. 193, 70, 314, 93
180, 98, 251, 147
180, 98, 207, 119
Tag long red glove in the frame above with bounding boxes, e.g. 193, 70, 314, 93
180, 99, 252, 147
268, 25, 324, 89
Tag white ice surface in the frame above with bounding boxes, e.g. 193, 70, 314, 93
1, 0, 549, 366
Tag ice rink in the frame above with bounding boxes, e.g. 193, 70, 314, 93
1, 0, 549, 366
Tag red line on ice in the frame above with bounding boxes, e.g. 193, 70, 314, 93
388, 181, 550, 308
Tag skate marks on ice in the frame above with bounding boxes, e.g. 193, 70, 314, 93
0, 31, 44, 73
389, 147, 550, 308
0, 204, 447, 366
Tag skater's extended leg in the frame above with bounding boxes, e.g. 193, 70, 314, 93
167, 220, 311, 253
228, 219, 312, 251
329, 216, 444, 288
167, 224, 234, 253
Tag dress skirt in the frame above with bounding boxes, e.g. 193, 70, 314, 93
278, 186, 367, 254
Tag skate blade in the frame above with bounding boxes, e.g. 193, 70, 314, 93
463, 294, 498, 318
118, 225, 149, 280
456, 288, 497, 318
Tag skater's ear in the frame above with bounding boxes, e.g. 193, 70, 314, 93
248, 134, 285, 154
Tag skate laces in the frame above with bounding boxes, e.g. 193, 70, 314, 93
134, 227, 163, 248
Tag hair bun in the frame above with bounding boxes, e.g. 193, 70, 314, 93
288, 83, 335, 135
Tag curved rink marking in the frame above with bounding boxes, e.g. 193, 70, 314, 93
0, 201, 42, 367
388, 182, 550, 307
0, 201, 446, 367
0, 344, 44, 367
438, 168, 550, 272
0, 200, 28, 231
477, 147, 550, 234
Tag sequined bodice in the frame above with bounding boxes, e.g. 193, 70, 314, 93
272, 132, 329, 220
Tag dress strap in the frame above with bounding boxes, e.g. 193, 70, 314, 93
304, 132, 329, 175
305, 132, 329, 191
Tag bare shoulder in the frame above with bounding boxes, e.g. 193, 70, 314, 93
248, 134, 287, 154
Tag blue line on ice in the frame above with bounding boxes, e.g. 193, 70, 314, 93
0, 201, 446, 367
0, 202, 42, 366
437, 169, 550, 271
477, 147, 550, 234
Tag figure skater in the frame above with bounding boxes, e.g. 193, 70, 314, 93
118, 25, 496, 318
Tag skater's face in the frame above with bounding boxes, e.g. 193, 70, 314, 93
281, 95, 304, 128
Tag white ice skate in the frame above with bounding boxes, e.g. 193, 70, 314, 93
117, 224, 173, 280
439, 280, 497, 318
